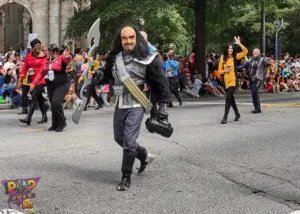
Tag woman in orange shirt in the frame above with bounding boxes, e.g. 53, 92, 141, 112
218, 36, 248, 124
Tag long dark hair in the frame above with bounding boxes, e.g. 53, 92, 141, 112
104, 25, 150, 76
223, 43, 237, 63
108, 25, 149, 59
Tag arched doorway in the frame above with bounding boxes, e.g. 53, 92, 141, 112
0, 2, 32, 53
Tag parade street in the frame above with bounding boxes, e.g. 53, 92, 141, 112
1, 93, 300, 214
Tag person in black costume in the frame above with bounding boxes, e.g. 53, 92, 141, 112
237, 48, 269, 113
83, 67, 104, 111
100, 26, 171, 191
31, 44, 72, 132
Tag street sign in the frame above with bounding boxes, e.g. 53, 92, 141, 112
274, 19, 281, 28
274, 19, 284, 72
27, 34, 38, 49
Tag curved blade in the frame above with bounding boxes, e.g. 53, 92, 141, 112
88, 18, 101, 48
72, 18, 101, 124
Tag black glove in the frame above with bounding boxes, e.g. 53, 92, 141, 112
157, 102, 168, 121
95, 70, 104, 82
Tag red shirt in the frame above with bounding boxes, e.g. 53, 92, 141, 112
20, 53, 48, 85
32, 55, 72, 85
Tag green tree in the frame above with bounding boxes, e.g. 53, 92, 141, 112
66, 0, 190, 55
66, 0, 300, 56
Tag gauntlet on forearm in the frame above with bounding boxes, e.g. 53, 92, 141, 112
158, 102, 168, 121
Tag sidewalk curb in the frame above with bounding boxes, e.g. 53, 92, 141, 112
0, 104, 12, 110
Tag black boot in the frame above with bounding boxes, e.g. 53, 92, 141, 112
55, 121, 67, 132
64, 103, 68, 110
94, 104, 103, 110
116, 153, 136, 191
234, 113, 241, 121
94, 95, 103, 110
37, 113, 48, 124
221, 117, 227, 124
19, 106, 35, 126
17, 108, 28, 115
37, 101, 48, 124
48, 126, 56, 131
48, 112, 58, 131
136, 145, 155, 175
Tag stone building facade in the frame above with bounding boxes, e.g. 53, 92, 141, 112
0, 0, 90, 53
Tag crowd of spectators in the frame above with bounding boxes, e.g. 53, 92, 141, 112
0, 46, 111, 110
174, 51, 300, 97
1, 44, 300, 110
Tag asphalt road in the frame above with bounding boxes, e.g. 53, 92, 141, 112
1, 92, 300, 214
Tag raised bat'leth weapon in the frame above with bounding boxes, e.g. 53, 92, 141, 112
72, 18, 101, 124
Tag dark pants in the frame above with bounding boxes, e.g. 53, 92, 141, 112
47, 83, 70, 128
85, 82, 103, 108
250, 79, 262, 111
21, 85, 30, 109
113, 107, 144, 155
113, 107, 147, 177
12, 95, 21, 107
223, 86, 239, 119
178, 74, 185, 92
28, 85, 46, 118
168, 77, 182, 105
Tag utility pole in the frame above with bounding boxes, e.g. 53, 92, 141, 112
261, 0, 265, 56
274, 19, 284, 72
194, 0, 206, 78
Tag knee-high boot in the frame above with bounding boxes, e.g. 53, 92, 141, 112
19, 105, 35, 126
231, 96, 240, 121
37, 103, 48, 124
116, 152, 136, 191
136, 145, 154, 174
94, 95, 103, 110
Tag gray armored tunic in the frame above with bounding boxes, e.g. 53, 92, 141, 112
111, 52, 158, 109
248, 57, 266, 80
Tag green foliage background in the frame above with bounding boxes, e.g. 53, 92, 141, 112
66, 0, 300, 55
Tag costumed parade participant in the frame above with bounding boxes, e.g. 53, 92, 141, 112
18, 39, 48, 125
218, 36, 248, 124
163, 49, 183, 107
100, 26, 171, 191
83, 66, 104, 111
140, 31, 160, 119
18, 64, 30, 115
31, 44, 72, 132
237, 48, 269, 114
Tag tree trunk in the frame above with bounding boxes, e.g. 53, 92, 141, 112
194, 0, 206, 78
260, 0, 265, 56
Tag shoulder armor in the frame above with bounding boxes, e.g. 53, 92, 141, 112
133, 52, 158, 65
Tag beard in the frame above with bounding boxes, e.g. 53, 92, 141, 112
122, 42, 136, 53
